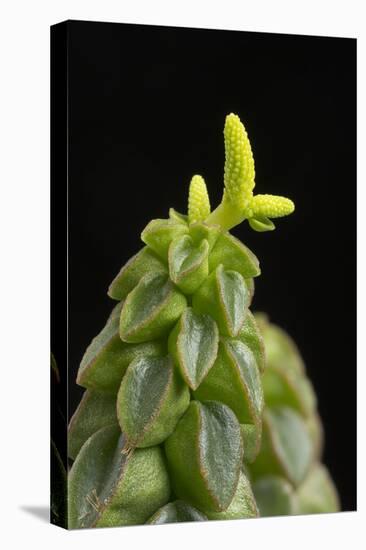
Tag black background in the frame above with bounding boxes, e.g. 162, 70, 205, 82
66, 20, 356, 511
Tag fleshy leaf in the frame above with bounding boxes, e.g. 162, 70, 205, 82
68, 425, 170, 528
295, 463, 340, 514
77, 302, 165, 394
141, 219, 188, 261
189, 221, 221, 251
165, 400, 243, 512
168, 307, 219, 390
237, 310, 266, 373
257, 315, 305, 375
192, 265, 250, 337
194, 339, 264, 425
249, 407, 312, 487
204, 471, 258, 520
108, 247, 167, 301
147, 501, 208, 524
209, 232, 260, 278
248, 215, 275, 232
241, 423, 262, 464
168, 235, 209, 294
117, 355, 190, 448
119, 273, 187, 343
306, 412, 324, 461
262, 366, 316, 418
253, 476, 297, 517
169, 208, 188, 225
68, 390, 117, 460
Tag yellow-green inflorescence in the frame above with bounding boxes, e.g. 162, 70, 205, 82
188, 175, 211, 224
204, 113, 295, 231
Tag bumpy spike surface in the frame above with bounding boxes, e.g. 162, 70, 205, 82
188, 175, 211, 223
251, 194, 295, 218
224, 113, 255, 213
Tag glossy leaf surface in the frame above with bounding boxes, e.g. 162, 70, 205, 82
117, 355, 190, 447
168, 308, 219, 390
120, 273, 187, 343
165, 400, 242, 512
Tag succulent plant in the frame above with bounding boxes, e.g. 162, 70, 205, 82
67, 113, 338, 528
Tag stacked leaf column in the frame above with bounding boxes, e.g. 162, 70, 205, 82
249, 315, 339, 516
68, 213, 265, 527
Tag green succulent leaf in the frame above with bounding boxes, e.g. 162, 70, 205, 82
141, 219, 188, 261
147, 501, 208, 524
77, 302, 165, 394
306, 412, 324, 461
204, 471, 258, 520
119, 273, 187, 343
108, 247, 167, 301
68, 425, 170, 528
262, 366, 316, 418
168, 235, 209, 294
237, 310, 266, 373
192, 265, 250, 337
189, 222, 221, 251
241, 423, 262, 464
165, 400, 243, 512
208, 232, 260, 279
68, 390, 117, 460
295, 463, 340, 514
249, 407, 313, 487
168, 308, 219, 390
194, 339, 264, 425
248, 215, 275, 232
253, 476, 297, 517
169, 208, 188, 225
257, 316, 305, 375
117, 355, 190, 448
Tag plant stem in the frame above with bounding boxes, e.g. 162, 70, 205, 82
205, 200, 247, 231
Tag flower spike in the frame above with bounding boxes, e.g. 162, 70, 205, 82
205, 113, 295, 231
188, 175, 211, 224
224, 113, 255, 214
